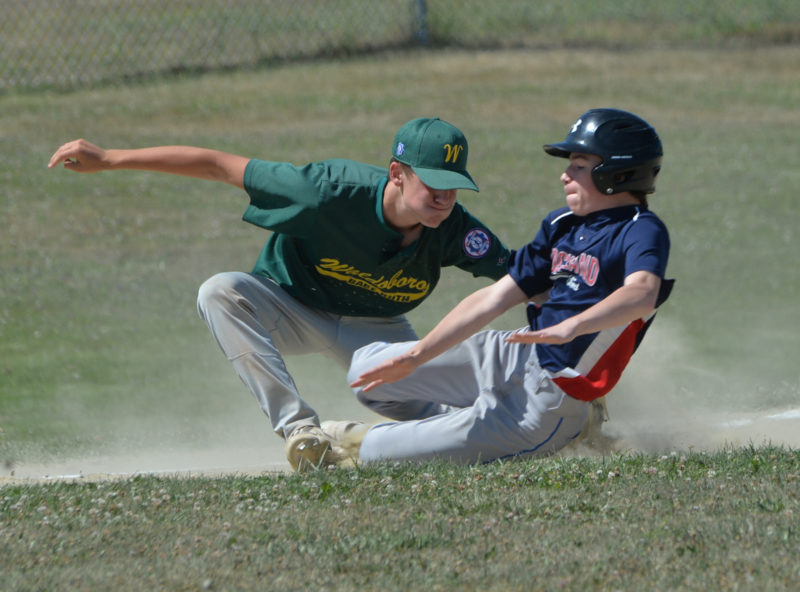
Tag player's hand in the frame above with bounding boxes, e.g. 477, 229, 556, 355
349, 355, 418, 393
48, 139, 111, 173
504, 319, 579, 345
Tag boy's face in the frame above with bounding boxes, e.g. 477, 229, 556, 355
395, 164, 458, 228
560, 153, 608, 216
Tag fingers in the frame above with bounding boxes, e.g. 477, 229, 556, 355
47, 139, 100, 171
48, 140, 78, 169
349, 359, 399, 386
348, 354, 417, 391
504, 330, 554, 344
47, 148, 66, 169
504, 329, 540, 344
349, 362, 401, 391
356, 379, 384, 393
504, 331, 569, 345
348, 374, 382, 390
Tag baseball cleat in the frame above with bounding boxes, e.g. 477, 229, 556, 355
320, 420, 371, 467
563, 396, 622, 454
285, 426, 341, 472
578, 397, 609, 442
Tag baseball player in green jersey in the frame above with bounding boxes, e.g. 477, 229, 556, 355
49, 117, 510, 471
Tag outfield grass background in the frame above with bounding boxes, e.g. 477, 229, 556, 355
1, 45, 799, 476
2, 40, 800, 592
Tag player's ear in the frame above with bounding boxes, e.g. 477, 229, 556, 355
388, 160, 405, 186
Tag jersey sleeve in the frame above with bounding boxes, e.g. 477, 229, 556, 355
507, 217, 554, 298
622, 214, 670, 279
241, 159, 321, 238
441, 205, 511, 280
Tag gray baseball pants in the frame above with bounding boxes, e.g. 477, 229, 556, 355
347, 330, 590, 464
197, 272, 417, 439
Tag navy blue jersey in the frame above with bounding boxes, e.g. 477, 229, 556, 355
508, 205, 671, 400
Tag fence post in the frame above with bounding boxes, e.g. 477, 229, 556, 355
415, 0, 428, 46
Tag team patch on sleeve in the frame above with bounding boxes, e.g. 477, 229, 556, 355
463, 228, 491, 258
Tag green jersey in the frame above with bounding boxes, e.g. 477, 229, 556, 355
242, 158, 510, 317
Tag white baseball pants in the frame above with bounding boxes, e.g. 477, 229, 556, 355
196, 272, 417, 439
347, 330, 590, 464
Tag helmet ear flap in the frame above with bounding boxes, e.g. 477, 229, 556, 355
613, 170, 637, 189
597, 159, 662, 195
591, 167, 615, 195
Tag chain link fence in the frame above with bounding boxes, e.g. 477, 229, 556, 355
3, 0, 798, 92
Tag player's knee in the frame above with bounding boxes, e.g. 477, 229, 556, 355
347, 341, 398, 386
346, 358, 366, 388
197, 272, 239, 316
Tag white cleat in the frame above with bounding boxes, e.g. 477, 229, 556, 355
320, 420, 371, 467
285, 426, 340, 472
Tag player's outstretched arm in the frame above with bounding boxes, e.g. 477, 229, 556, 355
350, 274, 528, 392
48, 139, 249, 189
505, 270, 661, 345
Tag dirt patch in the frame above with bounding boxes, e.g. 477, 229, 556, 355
4, 406, 799, 487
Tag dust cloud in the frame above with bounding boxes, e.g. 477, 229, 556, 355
3, 322, 798, 484
584, 321, 800, 455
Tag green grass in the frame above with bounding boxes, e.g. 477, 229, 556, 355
2, 447, 799, 590
2, 46, 798, 461
1, 44, 799, 589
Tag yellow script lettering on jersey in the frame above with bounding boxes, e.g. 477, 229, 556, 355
315, 258, 430, 303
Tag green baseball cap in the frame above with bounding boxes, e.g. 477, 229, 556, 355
392, 117, 479, 192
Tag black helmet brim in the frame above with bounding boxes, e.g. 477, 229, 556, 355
543, 141, 589, 158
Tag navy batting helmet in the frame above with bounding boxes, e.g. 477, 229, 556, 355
544, 108, 663, 195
